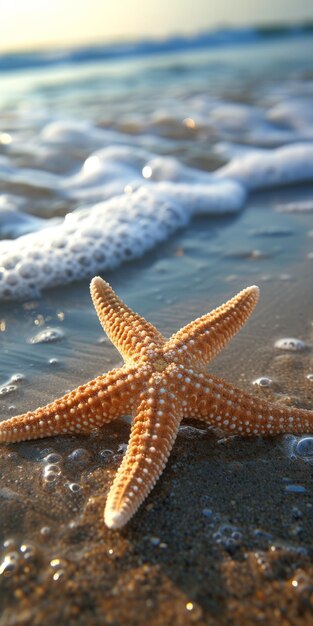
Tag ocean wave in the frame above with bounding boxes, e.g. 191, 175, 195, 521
1, 141, 313, 299
0, 147, 245, 299
0, 25, 312, 73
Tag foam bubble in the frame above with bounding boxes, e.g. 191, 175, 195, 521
0, 135, 312, 299
0, 373, 25, 396
218, 143, 313, 190
0, 177, 244, 299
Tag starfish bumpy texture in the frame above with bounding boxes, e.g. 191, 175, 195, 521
0, 277, 312, 529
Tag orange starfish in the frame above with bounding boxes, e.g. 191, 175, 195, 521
0, 278, 312, 529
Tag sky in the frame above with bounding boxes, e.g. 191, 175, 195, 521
0, 0, 312, 53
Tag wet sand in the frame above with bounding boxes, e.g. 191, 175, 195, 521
0, 185, 313, 625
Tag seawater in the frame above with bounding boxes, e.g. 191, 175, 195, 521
0, 31, 313, 298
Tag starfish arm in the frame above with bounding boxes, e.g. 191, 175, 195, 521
90, 277, 166, 363
185, 373, 313, 436
163, 286, 259, 368
0, 366, 141, 444
104, 370, 182, 529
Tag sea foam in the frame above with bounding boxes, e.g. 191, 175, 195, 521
0, 140, 313, 299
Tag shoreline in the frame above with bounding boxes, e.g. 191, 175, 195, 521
0, 184, 313, 625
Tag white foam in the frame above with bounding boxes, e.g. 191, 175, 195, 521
1, 112, 313, 303
1, 136, 313, 299
0, 177, 244, 299
217, 143, 313, 189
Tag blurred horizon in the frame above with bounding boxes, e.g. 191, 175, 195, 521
0, 0, 312, 54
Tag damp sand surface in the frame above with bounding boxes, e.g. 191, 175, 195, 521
0, 185, 313, 625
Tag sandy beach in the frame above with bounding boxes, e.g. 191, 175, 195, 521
1, 184, 313, 625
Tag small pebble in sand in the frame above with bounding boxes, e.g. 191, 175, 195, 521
274, 337, 306, 351
306, 373, 313, 381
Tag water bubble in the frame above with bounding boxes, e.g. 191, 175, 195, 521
20, 543, 36, 561
43, 464, 61, 476
285, 435, 313, 463
213, 523, 243, 554
99, 449, 114, 462
53, 569, 65, 581
275, 338, 306, 351
10, 373, 25, 383
40, 447, 55, 458
295, 437, 313, 460
40, 526, 51, 537
68, 482, 82, 493
202, 508, 213, 518
28, 327, 64, 344
252, 528, 273, 541
44, 473, 57, 484
68, 448, 90, 465
3, 538, 16, 550
252, 377, 273, 387
43, 453, 62, 464
0, 552, 19, 576
0, 384, 17, 396
43, 463, 62, 484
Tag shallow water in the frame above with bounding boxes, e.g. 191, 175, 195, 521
0, 34, 313, 298
0, 31, 313, 626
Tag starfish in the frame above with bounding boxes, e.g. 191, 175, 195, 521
0, 278, 312, 529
